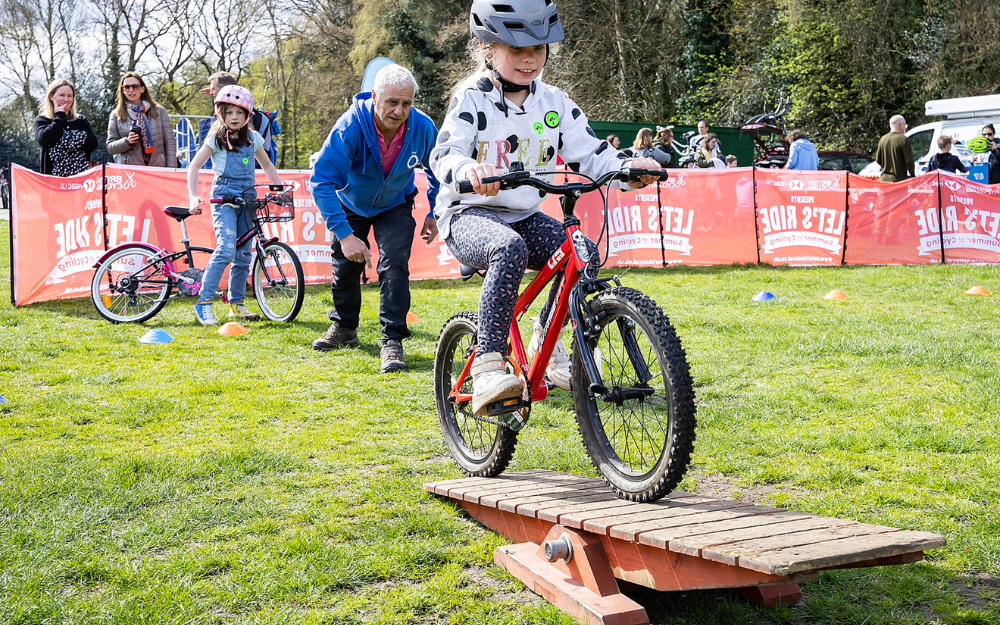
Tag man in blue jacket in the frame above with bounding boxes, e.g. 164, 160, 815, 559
784, 129, 819, 170
310, 64, 440, 373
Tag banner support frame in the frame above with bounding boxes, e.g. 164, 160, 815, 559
752, 166, 761, 265
936, 171, 945, 265
6, 160, 14, 306
656, 181, 666, 267
101, 159, 109, 251
841, 172, 850, 265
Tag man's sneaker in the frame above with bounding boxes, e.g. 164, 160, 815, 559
228, 302, 261, 321
312, 323, 358, 351
471, 352, 524, 416
380, 340, 406, 373
194, 301, 217, 326
527, 317, 572, 391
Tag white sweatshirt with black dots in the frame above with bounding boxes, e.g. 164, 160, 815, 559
429, 71, 634, 240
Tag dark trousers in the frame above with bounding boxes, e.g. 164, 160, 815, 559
330, 197, 416, 343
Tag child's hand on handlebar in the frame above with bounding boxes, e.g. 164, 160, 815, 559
189, 196, 205, 215
627, 157, 664, 188
463, 164, 502, 197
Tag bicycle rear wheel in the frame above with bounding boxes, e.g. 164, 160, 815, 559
252, 241, 304, 322
571, 287, 696, 501
91, 245, 172, 323
433, 312, 518, 477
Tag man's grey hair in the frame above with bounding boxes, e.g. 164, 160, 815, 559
208, 71, 237, 87
373, 64, 419, 96
889, 114, 906, 129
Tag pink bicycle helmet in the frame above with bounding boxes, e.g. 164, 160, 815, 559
214, 85, 253, 116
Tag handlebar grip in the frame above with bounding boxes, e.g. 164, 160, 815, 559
210, 195, 238, 205
627, 168, 670, 181
457, 175, 505, 194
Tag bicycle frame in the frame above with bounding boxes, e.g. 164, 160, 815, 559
448, 192, 610, 407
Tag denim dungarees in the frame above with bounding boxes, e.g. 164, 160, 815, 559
198, 139, 258, 303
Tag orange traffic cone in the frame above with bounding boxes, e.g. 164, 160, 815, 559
218, 322, 248, 336
966, 285, 991, 296
824, 289, 848, 300
406, 312, 421, 323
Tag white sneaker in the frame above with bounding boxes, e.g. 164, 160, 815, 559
527, 318, 572, 391
471, 352, 524, 416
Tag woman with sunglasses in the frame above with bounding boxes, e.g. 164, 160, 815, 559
107, 72, 177, 167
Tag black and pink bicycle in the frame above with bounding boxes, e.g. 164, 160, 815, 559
433, 164, 697, 502
90, 183, 304, 323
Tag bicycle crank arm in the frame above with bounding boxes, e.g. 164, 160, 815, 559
169, 271, 195, 283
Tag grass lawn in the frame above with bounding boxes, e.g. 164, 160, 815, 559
2, 222, 999, 625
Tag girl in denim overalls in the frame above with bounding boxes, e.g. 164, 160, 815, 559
186, 85, 284, 326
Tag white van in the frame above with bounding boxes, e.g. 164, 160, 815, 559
859, 94, 1000, 178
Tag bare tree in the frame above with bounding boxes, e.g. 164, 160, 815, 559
194, 0, 264, 76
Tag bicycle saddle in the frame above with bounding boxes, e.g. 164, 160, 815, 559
459, 264, 481, 281
163, 206, 192, 221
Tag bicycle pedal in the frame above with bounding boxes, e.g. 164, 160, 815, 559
487, 396, 527, 415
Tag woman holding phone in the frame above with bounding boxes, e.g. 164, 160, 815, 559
107, 72, 176, 167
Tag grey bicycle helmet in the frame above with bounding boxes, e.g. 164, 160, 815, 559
470, 0, 565, 47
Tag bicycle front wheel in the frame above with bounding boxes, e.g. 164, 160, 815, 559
433, 312, 518, 477
572, 287, 696, 501
91, 245, 172, 323
252, 241, 304, 322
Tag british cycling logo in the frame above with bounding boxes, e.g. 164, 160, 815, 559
660, 173, 686, 189
80, 172, 138, 193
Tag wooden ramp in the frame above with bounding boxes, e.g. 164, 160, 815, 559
424, 470, 945, 625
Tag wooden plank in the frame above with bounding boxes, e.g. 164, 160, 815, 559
454, 478, 580, 503
517, 491, 621, 517
608, 503, 760, 542
626, 508, 776, 547
739, 531, 947, 576
665, 511, 818, 557
537, 498, 652, 524
482, 482, 600, 508
580, 499, 744, 536
697, 520, 884, 565
497, 485, 611, 513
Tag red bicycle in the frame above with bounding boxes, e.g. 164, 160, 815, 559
433, 164, 697, 501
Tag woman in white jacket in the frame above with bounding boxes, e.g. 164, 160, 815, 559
430, 0, 660, 415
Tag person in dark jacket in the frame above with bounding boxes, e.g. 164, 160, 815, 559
983, 124, 1000, 185
927, 135, 968, 175
35, 78, 98, 176
874, 115, 914, 182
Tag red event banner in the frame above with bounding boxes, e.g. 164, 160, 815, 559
10, 164, 1000, 307
576, 168, 758, 266
844, 173, 942, 265
753, 169, 848, 266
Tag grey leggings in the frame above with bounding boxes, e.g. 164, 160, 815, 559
446, 209, 569, 354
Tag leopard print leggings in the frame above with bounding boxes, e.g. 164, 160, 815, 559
446, 208, 574, 354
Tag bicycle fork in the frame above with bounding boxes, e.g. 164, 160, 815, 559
568, 280, 654, 399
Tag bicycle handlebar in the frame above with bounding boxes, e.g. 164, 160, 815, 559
456, 167, 668, 196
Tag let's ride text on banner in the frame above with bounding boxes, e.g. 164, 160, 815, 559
581, 168, 759, 266
753, 169, 848, 266
845, 173, 942, 264
935, 174, 1000, 263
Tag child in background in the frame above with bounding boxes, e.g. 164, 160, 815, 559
430, 0, 661, 414
187, 85, 285, 326
725, 155, 738, 168
927, 135, 968, 175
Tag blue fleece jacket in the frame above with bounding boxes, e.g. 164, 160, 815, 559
786, 138, 819, 170
310, 92, 440, 240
